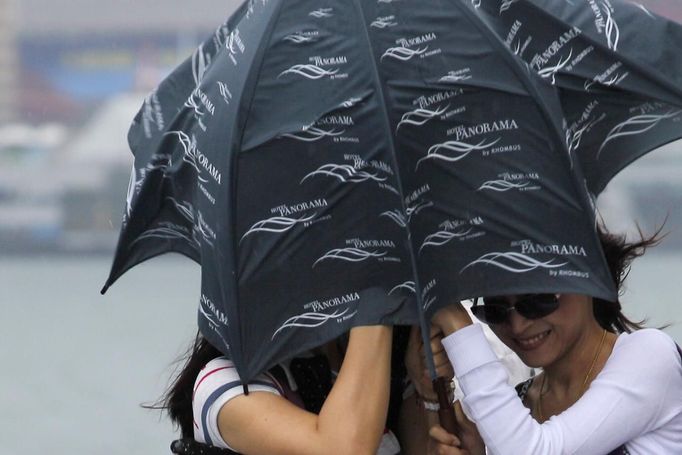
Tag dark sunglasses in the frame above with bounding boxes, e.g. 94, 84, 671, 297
470, 294, 560, 325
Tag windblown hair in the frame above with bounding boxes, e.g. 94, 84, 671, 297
147, 332, 222, 438
594, 225, 664, 333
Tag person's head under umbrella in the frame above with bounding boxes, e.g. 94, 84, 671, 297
423, 227, 682, 455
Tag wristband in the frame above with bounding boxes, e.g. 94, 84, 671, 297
415, 393, 453, 412
422, 399, 441, 412
414, 383, 454, 412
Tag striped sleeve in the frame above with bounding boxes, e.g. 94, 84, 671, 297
192, 357, 282, 450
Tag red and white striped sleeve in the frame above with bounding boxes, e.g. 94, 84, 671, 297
192, 357, 282, 449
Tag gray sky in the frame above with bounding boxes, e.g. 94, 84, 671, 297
17, 0, 242, 35
16, 0, 681, 36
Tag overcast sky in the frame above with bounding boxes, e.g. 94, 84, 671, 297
16, 0, 242, 35
15, 0, 680, 36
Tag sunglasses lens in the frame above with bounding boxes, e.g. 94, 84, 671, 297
471, 301, 508, 324
516, 294, 559, 319
473, 294, 560, 324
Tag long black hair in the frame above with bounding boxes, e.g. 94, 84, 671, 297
594, 225, 664, 333
148, 332, 222, 438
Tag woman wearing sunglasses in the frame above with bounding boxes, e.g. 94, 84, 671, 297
426, 230, 682, 455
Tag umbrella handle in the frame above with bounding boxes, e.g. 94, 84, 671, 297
433, 377, 459, 437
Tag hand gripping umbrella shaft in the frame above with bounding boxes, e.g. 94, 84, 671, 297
434, 377, 459, 435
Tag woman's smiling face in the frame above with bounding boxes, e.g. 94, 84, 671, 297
488, 294, 595, 368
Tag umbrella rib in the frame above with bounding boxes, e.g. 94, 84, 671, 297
350, 0, 438, 379
223, 0, 288, 380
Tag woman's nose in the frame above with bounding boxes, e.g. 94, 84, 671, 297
507, 308, 532, 334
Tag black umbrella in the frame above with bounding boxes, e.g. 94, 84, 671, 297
473, 0, 682, 194
102, 0, 617, 427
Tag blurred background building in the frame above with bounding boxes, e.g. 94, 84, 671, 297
0, 0, 18, 124
0, 0, 240, 253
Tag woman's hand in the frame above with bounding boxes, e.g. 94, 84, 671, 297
405, 326, 454, 401
432, 302, 474, 337
453, 401, 485, 455
429, 402, 485, 455
428, 425, 469, 455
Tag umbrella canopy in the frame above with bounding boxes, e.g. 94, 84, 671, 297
102, 0, 617, 384
473, 0, 682, 194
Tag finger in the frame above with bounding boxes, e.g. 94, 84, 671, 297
424, 343, 446, 359
435, 444, 464, 455
429, 425, 461, 446
420, 373, 437, 399
430, 352, 454, 377
429, 351, 446, 361
422, 351, 446, 367
435, 366, 454, 381
432, 354, 452, 368
454, 401, 481, 436
430, 338, 445, 355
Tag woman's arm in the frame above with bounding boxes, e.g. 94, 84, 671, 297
399, 327, 442, 455
401, 325, 484, 455
216, 325, 393, 455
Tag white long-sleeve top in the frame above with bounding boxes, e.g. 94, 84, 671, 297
442, 325, 682, 455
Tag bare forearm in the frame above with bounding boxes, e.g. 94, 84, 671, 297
216, 326, 393, 455
318, 325, 393, 454
434, 305, 473, 336
398, 393, 432, 455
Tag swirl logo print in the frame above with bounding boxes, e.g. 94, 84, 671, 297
420, 217, 485, 253
597, 107, 682, 158
279, 55, 349, 80
461, 240, 590, 276
165, 131, 222, 185
371, 15, 398, 29
313, 238, 400, 267
241, 199, 330, 243
272, 292, 360, 339
381, 32, 440, 61
477, 172, 540, 192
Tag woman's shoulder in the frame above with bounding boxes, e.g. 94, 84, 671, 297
194, 357, 285, 398
195, 357, 240, 385
616, 328, 678, 351
613, 328, 681, 371
201, 356, 236, 371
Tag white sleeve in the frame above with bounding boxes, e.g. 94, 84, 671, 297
442, 325, 682, 455
192, 357, 282, 450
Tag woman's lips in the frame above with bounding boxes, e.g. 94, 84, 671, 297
515, 329, 551, 350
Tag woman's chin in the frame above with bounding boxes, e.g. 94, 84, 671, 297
512, 330, 555, 367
